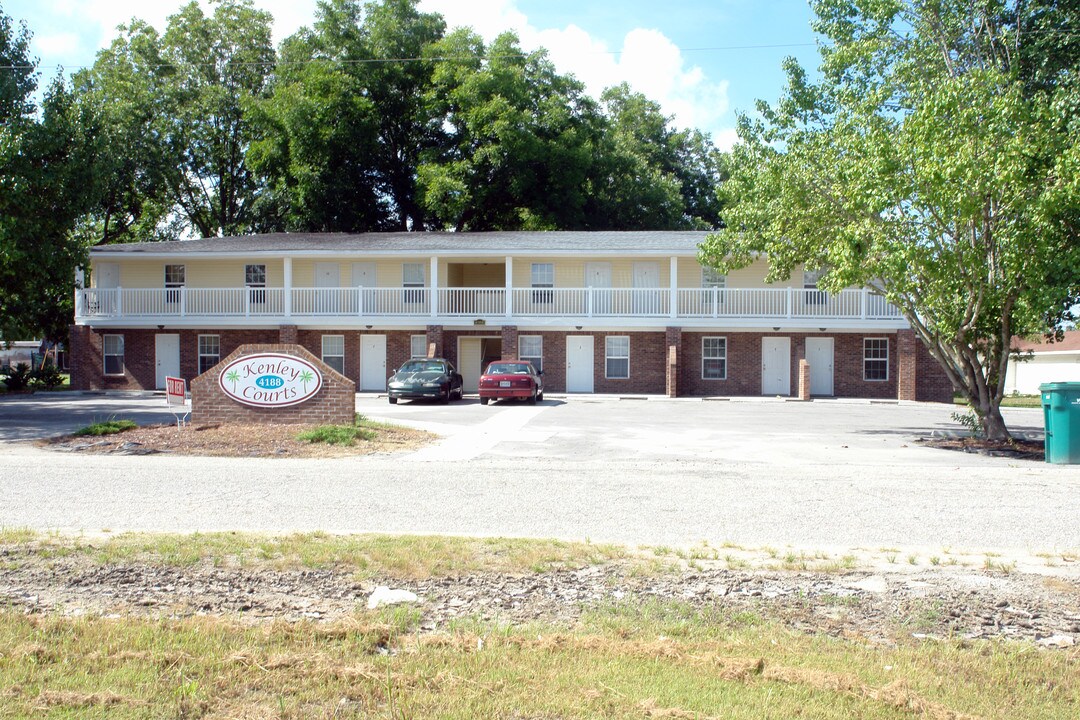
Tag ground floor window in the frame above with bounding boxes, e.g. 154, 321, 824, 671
702, 336, 727, 379
103, 334, 124, 375
198, 335, 220, 374
410, 334, 427, 358
864, 338, 889, 380
605, 336, 629, 379
322, 335, 345, 375
519, 335, 542, 372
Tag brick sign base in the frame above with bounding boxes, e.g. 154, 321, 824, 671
191, 344, 356, 425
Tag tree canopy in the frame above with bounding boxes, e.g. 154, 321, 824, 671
699, 0, 1080, 440
0, 0, 727, 343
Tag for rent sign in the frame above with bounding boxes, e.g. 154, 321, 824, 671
165, 376, 187, 405
217, 353, 323, 407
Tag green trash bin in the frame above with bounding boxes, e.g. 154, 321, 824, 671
1040, 382, 1080, 464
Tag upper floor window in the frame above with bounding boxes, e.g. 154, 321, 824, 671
702, 268, 726, 289
165, 264, 185, 304
410, 334, 428, 358
531, 263, 554, 303
245, 264, 266, 304
245, 264, 266, 287
403, 263, 425, 304
804, 267, 826, 305
164, 264, 185, 287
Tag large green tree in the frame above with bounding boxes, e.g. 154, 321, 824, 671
248, 0, 444, 231
72, 21, 180, 244
419, 30, 599, 230
160, 0, 276, 237
700, 0, 1080, 440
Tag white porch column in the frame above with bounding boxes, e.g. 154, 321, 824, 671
74, 267, 85, 318
505, 255, 513, 318
669, 256, 678, 319
430, 255, 439, 318
283, 257, 292, 318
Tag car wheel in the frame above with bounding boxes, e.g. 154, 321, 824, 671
537, 390, 544, 402
440, 389, 450, 404
455, 386, 464, 401
388, 397, 397, 405
480, 397, 489, 405
527, 389, 537, 405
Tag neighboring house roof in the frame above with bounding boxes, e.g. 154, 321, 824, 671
1011, 331, 1080, 354
90, 231, 715, 258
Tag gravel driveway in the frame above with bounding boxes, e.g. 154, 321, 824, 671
1, 393, 1077, 556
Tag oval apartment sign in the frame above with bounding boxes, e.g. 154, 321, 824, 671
217, 353, 323, 408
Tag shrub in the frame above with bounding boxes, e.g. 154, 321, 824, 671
31, 363, 64, 389
2, 363, 32, 391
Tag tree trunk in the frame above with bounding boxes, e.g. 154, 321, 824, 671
977, 400, 1012, 441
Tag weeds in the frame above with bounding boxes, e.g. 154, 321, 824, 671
73, 419, 137, 436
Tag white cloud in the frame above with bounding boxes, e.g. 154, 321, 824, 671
32, 32, 83, 61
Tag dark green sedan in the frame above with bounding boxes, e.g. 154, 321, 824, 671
386, 358, 464, 404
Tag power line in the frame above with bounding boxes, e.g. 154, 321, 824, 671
1, 41, 823, 73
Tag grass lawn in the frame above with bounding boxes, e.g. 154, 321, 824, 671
0, 532, 1075, 718
954, 393, 1043, 409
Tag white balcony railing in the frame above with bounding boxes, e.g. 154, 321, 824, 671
76, 287, 902, 323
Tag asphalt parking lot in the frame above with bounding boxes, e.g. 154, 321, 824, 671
357, 393, 1047, 467
1, 391, 1076, 552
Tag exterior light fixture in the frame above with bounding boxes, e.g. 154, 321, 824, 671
772, 327, 780, 332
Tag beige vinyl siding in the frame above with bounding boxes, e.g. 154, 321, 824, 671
677, 257, 773, 288
513, 257, 677, 288
91, 259, 285, 289
290, 258, 427, 287
438, 258, 506, 287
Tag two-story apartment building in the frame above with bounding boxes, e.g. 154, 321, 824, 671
69, 231, 953, 401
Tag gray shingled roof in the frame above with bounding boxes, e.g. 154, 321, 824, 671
90, 231, 714, 256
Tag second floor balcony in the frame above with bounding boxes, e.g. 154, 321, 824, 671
76, 285, 904, 328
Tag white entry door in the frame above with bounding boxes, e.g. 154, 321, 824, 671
154, 334, 180, 390
585, 262, 611, 314
805, 337, 835, 396
459, 338, 483, 393
566, 336, 594, 393
632, 262, 660, 314
96, 262, 119, 288
761, 337, 791, 396
360, 334, 387, 391
315, 262, 340, 287
352, 262, 377, 315
315, 262, 341, 313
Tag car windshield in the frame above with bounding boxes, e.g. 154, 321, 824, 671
400, 360, 445, 373
486, 363, 530, 375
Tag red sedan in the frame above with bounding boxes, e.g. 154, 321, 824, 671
478, 361, 544, 405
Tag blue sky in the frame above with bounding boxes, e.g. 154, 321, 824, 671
5, 0, 822, 148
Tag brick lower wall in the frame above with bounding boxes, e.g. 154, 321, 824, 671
69, 325, 952, 401
191, 343, 355, 425
680, 331, 899, 399
915, 339, 956, 403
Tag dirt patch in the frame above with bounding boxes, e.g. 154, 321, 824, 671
917, 437, 1045, 461
37, 422, 434, 458
2, 548, 1078, 648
